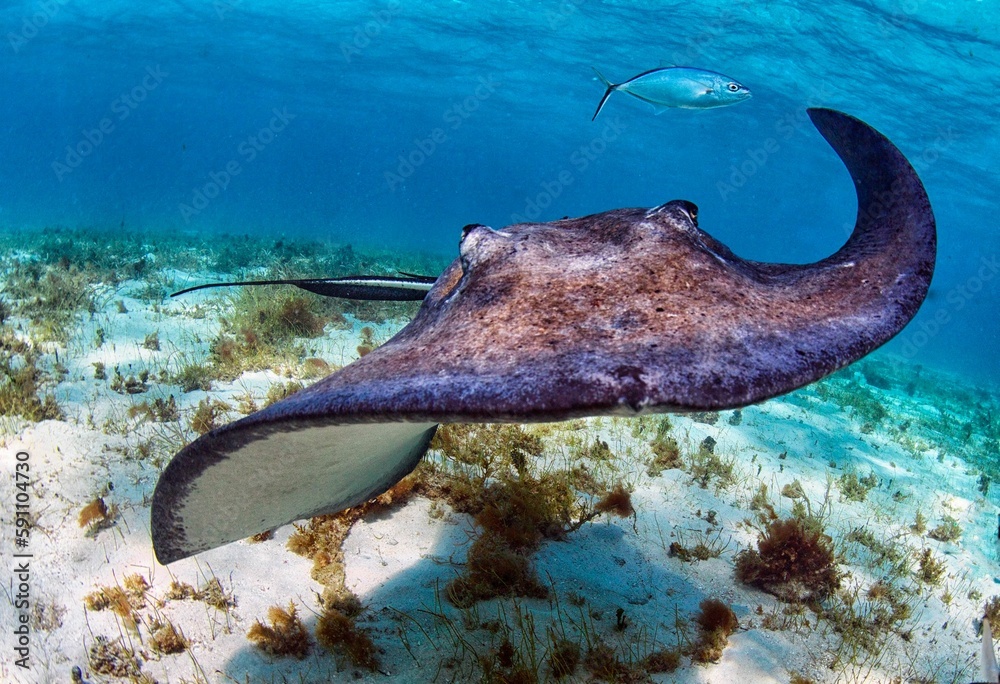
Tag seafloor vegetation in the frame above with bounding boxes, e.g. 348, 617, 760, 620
1, 227, 997, 683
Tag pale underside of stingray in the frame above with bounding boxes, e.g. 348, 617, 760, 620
152, 108, 935, 564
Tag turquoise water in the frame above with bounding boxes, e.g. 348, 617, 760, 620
1, 0, 997, 379
3, 5, 1000, 682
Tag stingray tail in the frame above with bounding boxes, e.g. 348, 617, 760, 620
592, 68, 618, 121
170, 275, 435, 301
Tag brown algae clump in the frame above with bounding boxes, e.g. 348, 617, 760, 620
148, 619, 188, 654
247, 602, 311, 659
693, 598, 739, 663
426, 424, 638, 608
735, 517, 840, 602
315, 604, 380, 671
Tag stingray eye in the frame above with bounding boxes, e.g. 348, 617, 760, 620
461, 223, 485, 240
459, 223, 502, 270
727, 83, 740, 92
676, 200, 699, 226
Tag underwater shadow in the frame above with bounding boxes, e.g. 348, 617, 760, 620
215, 492, 737, 682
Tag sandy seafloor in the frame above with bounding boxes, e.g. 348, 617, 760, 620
1, 235, 998, 684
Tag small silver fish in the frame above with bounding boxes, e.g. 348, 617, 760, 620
592, 66, 751, 120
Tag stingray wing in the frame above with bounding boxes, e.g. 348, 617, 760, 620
152, 416, 436, 563
152, 108, 934, 563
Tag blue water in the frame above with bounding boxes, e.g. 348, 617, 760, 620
1, 0, 997, 380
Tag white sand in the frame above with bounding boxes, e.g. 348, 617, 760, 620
1, 271, 996, 683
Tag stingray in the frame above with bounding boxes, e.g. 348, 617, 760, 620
151, 108, 935, 564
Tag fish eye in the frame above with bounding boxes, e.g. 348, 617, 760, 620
727, 83, 740, 92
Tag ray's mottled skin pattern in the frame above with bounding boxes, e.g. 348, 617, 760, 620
264, 109, 934, 421
152, 108, 935, 563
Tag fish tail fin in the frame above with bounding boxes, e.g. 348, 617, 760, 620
592, 67, 613, 89
591, 68, 617, 120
